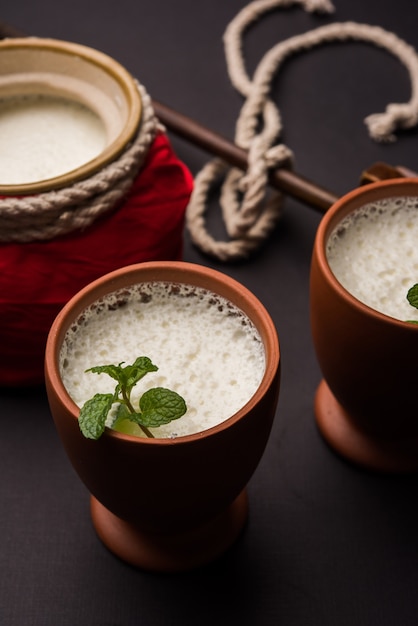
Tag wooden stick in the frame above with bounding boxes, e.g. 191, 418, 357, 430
152, 100, 339, 213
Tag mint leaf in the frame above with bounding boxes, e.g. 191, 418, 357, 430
79, 393, 114, 440
137, 387, 187, 428
79, 357, 187, 439
87, 358, 158, 390
407, 284, 418, 310
87, 363, 124, 383
120, 357, 158, 394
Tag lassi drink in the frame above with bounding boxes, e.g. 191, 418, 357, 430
326, 196, 418, 322
0, 94, 106, 184
60, 281, 266, 438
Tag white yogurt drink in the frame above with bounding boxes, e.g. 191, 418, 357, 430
0, 94, 106, 185
60, 281, 266, 438
326, 196, 418, 322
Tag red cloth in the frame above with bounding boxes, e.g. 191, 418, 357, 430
0, 132, 193, 386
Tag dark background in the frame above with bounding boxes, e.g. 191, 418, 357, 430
1, 1, 418, 624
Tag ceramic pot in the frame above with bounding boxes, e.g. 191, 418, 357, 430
310, 178, 418, 473
45, 261, 280, 571
0, 37, 141, 194
0, 37, 192, 387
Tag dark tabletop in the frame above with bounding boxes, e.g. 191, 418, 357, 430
1, 1, 418, 625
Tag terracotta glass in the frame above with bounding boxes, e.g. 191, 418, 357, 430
310, 178, 418, 473
45, 261, 280, 571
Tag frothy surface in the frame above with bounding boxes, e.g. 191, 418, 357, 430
60, 281, 266, 437
0, 95, 106, 184
326, 196, 418, 321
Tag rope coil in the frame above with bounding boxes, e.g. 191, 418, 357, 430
0, 81, 160, 243
186, 0, 418, 261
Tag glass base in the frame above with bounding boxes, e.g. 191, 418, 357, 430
90, 489, 248, 572
315, 380, 418, 473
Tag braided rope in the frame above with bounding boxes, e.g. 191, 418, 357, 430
186, 0, 418, 261
0, 81, 159, 243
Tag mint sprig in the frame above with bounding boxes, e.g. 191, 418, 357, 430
78, 357, 187, 440
406, 283, 418, 324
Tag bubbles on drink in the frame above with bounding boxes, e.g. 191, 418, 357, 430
60, 281, 266, 437
326, 196, 418, 322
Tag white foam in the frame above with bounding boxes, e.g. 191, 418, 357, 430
0, 94, 106, 184
326, 196, 418, 321
60, 281, 266, 437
